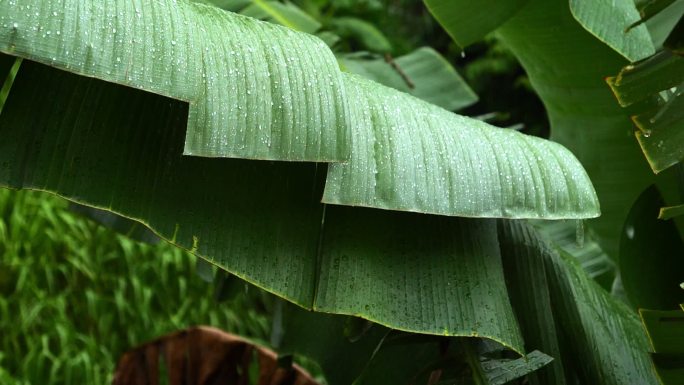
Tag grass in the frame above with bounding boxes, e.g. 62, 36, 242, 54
0, 188, 269, 384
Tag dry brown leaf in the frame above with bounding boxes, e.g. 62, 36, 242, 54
112, 326, 320, 385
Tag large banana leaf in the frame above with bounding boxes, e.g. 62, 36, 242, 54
323, 74, 600, 219
0, 0, 350, 162
0, 60, 526, 352
0, 0, 602, 221
499, 222, 568, 385
498, 220, 659, 385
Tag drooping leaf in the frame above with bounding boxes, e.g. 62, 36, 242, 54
488, 0, 656, 259
340, 47, 478, 110
569, 0, 655, 61
329, 17, 392, 52
423, 0, 530, 49
0, 0, 350, 162
112, 326, 319, 385
498, 220, 659, 385
315, 207, 524, 353
0, 61, 324, 308
533, 220, 616, 289
0, 61, 528, 348
240, 0, 322, 34
323, 74, 600, 220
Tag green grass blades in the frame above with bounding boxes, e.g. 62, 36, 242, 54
0, 189, 268, 384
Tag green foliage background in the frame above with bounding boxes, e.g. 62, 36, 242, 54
0, 189, 269, 384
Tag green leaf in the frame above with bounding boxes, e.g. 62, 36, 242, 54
329, 17, 392, 53
240, 0, 322, 34
498, 220, 659, 385
660, 204, 684, 219
323, 74, 601, 220
0, 61, 526, 350
0, 0, 350, 162
423, 0, 530, 49
619, 186, 684, 310
569, 0, 656, 61
490, 0, 657, 259
315, 207, 524, 353
340, 47, 478, 111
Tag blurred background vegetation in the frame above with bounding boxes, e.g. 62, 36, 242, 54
0, 0, 548, 383
0, 189, 269, 384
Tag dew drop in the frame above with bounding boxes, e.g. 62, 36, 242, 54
626, 225, 635, 240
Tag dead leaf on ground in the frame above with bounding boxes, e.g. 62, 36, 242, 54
112, 326, 320, 385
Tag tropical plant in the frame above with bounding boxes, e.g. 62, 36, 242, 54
0, 0, 682, 384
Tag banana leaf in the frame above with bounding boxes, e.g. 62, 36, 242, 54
498, 220, 659, 385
